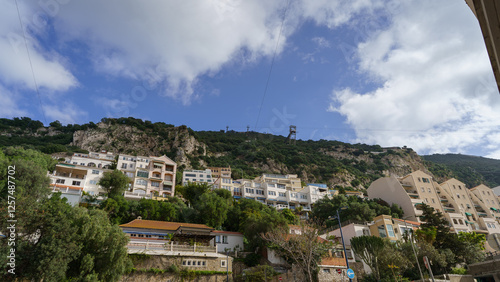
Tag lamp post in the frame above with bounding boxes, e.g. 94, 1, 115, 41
226, 250, 229, 282
403, 217, 424, 282
335, 206, 351, 282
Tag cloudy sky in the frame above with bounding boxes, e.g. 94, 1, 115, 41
2, 0, 500, 158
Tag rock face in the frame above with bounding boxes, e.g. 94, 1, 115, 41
71, 123, 206, 168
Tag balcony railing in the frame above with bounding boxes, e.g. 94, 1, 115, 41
127, 242, 216, 253
124, 191, 152, 200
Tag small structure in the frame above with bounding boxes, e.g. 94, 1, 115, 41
120, 218, 231, 272
211, 230, 244, 254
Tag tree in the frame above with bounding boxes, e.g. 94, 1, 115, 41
351, 236, 385, 280
195, 192, 229, 228
262, 224, 331, 282
98, 169, 130, 198
176, 182, 211, 206
281, 208, 298, 225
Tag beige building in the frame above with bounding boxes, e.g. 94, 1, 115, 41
465, 0, 500, 93
368, 170, 500, 235
118, 154, 177, 199
208, 166, 233, 190
439, 179, 478, 233
367, 170, 443, 222
254, 173, 302, 191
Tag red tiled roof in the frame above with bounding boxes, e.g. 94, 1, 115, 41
393, 218, 421, 226
321, 257, 347, 267
119, 219, 213, 231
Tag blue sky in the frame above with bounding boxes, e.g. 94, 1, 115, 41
2, 0, 500, 159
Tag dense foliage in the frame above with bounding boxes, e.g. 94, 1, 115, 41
310, 194, 404, 226
0, 147, 130, 281
424, 154, 500, 187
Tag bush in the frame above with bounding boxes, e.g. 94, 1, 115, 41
243, 253, 261, 267
450, 267, 467, 275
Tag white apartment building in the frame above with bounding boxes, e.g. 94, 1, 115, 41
49, 151, 115, 197
182, 169, 213, 186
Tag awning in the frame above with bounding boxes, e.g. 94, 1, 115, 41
465, 212, 472, 216
267, 199, 277, 201
490, 207, 497, 211
233, 196, 241, 199
245, 197, 254, 200
257, 197, 266, 200
414, 203, 423, 206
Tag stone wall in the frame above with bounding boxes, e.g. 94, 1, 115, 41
120, 254, 233, 282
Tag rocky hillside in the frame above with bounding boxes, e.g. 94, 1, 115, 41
0, 117, 491, 189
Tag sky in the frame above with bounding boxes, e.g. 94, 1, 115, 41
1, 0, 500, 159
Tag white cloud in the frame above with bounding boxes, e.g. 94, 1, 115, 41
44, 102, 87, 125
0, 86, 27, 117
328, 0, 500, 156
47, 0, 290, 105
0, 1, 77, 91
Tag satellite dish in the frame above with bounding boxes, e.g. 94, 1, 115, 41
486, 233, 500, 251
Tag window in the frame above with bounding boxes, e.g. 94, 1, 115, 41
431, 198, 435, 203
221, 260, 226, 267
378, 225, 387, 238
222, 236, 228, 244
89, 180, 97, 185
185, 173, 196, 177
386, 225, 395, 237
268, 191, 276, 196
459, 185, 462, 190
418, 177, 421, 182
421, 187, 425, 192
457, 194, 461, 199
422, 178, 430, 183
279, 192, 286, 197
256, 190, 264, 195
55, 179, 65, 184
151, 181, 160, 187
428, 188, 431, 193
92, 170, 99, 174
424, 198, 428, 203
301, 195, 308, 199
136, 179, 147, 186
137, 170, 149, 178
453, 219, 458, 224
322, 269, 331, 273
215, 236, 221, 243
121, 163, 127, 169
453, 185, 456, 189
72, 181, 81, 186
466, 204, 471, 209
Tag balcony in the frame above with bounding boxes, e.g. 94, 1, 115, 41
162, 187, 172, 191
124, 191, 152, 200
440, 197, 448, 202
127, 241, 217, 254
163, 180, 173, 186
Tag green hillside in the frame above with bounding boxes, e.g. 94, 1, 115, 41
423, 154, 500, 188
1, 117, 497, 189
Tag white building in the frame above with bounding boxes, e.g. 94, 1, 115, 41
182, 169, 213, 186
211, 231, 244, 253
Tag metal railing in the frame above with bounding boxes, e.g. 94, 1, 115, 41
127, 242, 217, 253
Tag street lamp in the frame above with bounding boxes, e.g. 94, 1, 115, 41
403, 216, 424, 282
330, 206, 351, 282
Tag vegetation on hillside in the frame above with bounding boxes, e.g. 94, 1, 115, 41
424, 154, 500, 188
1, 117, 497, 189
